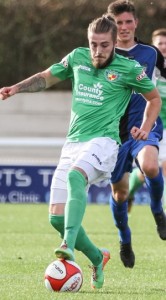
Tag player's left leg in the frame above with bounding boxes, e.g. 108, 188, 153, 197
110, 173, 135, 268
137, 144, 166, 240
110, 141, 135, 268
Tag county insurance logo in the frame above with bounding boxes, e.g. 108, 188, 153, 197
105, 70, 119, 82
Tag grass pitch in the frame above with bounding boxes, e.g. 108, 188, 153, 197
0, 204, 166, 300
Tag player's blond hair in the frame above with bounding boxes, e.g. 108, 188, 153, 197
88, 16, 117, 44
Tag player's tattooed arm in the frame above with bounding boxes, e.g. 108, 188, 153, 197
0, 69, 60, 100
16, 69, 60, 93
16, 74, 46, 93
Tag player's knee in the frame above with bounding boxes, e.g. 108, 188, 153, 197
49, 203, 65, 215
141, 162, 159, 178
68, 169, 82, 183
67, 169, 86, 197
112, 189, 128, 202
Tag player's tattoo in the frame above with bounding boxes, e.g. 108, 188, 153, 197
17, 76, 46, 93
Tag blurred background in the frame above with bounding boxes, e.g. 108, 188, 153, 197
0, 0, 165, 88
0, 0, 165, 203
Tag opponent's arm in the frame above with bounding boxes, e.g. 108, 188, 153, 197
0, 68, 60, 100
131, 88, 162, 140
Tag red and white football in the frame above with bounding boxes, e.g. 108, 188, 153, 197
44, 259, 83, 292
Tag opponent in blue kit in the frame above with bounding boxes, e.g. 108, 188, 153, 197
107, 0, 166, 268
128, 28, 166, 212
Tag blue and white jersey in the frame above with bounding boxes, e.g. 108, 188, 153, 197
116, 40, 166, 143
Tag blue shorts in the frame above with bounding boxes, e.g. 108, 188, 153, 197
111, 132, 160, 183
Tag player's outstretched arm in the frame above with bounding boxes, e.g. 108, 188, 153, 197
131, 88, 161, 140
0, 68, 60, 101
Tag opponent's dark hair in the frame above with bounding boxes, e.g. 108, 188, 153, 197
107, 0, 137, 19
88, 16, 117, 44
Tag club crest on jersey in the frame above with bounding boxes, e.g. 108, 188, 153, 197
105, 70, 119, 82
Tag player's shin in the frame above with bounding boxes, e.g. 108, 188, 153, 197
49, 214, 103, 266
145, 168, 164, 214
64, 169, 87, 250
110, 196, 131, 243
49, 214, 64, 238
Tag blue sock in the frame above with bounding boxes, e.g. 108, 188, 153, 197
109, 196, 131, 244
145, 168, 164, 214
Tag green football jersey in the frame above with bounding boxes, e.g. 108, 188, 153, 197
50, 47, 155, 144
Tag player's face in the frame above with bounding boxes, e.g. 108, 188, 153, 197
88, 31, 115, 68
153, 35, 166, 59
113, 12, 138, 47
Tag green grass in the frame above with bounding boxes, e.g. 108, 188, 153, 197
0, 204, 166, 300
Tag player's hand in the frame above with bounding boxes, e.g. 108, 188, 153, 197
130, 126, 148, 140
0, 86, 17, 100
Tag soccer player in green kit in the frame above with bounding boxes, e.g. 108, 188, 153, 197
0, 16, 161, 289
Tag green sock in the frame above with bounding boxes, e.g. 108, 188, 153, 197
49, 214, 102, 266
75, 225, 103, 266
64, 169, 87, 251
129, 167, 144, 198
49, 214, 64, 239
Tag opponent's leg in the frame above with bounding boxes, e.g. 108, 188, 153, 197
138, 145, 166, 240
110, 173, 135, 268
145, 169, 166, 240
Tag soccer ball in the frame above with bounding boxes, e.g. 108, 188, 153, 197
44, 259, 83, 292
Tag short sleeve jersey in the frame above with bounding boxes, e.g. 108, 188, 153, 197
50, 47, 155, 144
